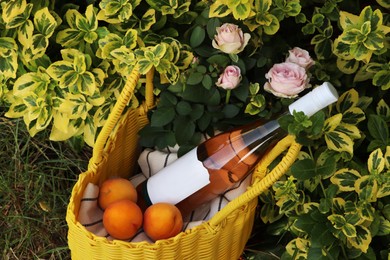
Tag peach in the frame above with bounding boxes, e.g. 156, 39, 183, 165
103, 199, 143, 240
98, 177, 137, 210
143, 203, 183, 241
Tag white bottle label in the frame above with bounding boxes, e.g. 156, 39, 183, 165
147, 148, 210, 205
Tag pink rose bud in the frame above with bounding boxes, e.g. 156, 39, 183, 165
216, 65, 242, 90
264, 62, 311, 98
286, 47, 315, 69
212, 23, 251, 54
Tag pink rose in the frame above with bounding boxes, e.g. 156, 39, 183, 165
216, 65, 242, 90
212, 23, 251, 54
264, 62, 310, 98
286, 47, 314, 69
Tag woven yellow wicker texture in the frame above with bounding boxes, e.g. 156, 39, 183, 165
66, 67, 302, 260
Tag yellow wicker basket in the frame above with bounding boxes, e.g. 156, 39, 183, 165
66, 67, 302, 260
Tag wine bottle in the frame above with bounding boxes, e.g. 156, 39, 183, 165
136, 82, 339, 217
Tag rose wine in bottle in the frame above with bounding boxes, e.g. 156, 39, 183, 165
136, 82, 339, 216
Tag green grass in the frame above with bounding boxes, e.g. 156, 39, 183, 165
0, 114, 90, 259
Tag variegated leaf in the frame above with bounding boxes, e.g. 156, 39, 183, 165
333, 38, 354, 60
84, 5, 98, 31
140, 9, 156, 32
50, 117, 84, 141
347, 225, 372, 253
358, 202, 375, 222
263, 14, 280, 35
328, 214, 357, 237
2, 0, 28, 24
46, 61, 74, 81
30, 34, 48, 57
351, 42, 372, 63
56, 28, 85, 47
83, 115, 96, 147
5, 98, 28, 118
335, 123, 361, 139
13, 72, 50, 97
385, 146, 390, 169
91, 68, 106, 87
209, 0, 231, 18
355, 175, 378, 202
77, 71, 96, 96
336, 89, 359, 113
98, 33, 123, 59
330, 168, 361, 192
18, 19, 34, 47
339, 10, 359, 30
51, 110, 70, 133
332, 197, 346, 215
54, 93, 92, 120
368, 148, 385, 174
34, 7, 57, 38
325, 130, 354, 155
377, 216, 390, 236
230, 1, 253, 20
123, 29, 138, 49
285, 238, 310, 259
0, 37, 18, 79
377, 99, 390, 119
324, 113, 342, 132
5, 3, 32, 29
176, 50, 194, 70
342, 107, 365, 125
336, 57, 359, 74
376, 173, 390, 198
373, 69, 390, 91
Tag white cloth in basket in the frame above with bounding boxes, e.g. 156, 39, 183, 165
77, 146, 252, 242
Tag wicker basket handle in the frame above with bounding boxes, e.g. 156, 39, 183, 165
208, 135, 302, 228
90, 68, 155, 167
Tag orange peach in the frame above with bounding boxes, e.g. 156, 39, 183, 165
103, 199, 143, 240
99, 177, 137, 210
143, 203, 183, 241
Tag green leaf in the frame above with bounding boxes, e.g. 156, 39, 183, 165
187, 72, 203, 85
174, 116, 195, 145
190, 26, 206, 48
368, 115, 389, 149
291, 158, 316, 180
151, 106, 176, 127
176, 101, 192, 116
202, 74, 213, 89
222, 104, 240, 118
294, 213, 317, 233
311, 223, 335, 247
317, 156, 336, 177
206, 18, 220, 39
